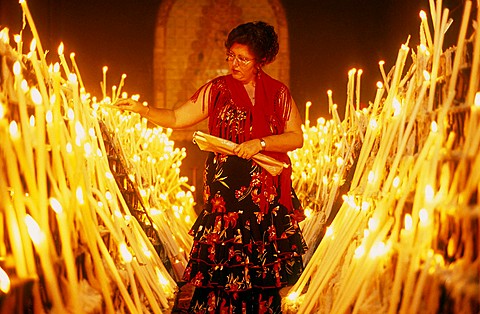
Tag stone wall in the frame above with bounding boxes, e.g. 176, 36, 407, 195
153, 0, 289, 141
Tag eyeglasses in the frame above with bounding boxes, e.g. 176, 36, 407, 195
225, 52, 254, 67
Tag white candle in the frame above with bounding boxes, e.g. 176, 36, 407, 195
25, 215, 66, 312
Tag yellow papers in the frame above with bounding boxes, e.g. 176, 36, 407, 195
193, 131, 289, 176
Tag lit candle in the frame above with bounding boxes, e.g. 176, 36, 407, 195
356, 69, 363, 111
419, 10, 434, 49
19, 0, 48, 69
69, 52, 85, 90
305, 101, 311, 128
102, 66, 108, 100
24, 214, 66, 312
31, 87, 49, 230
49, 198, 80, 313
378, 61, 390, 91
116, 73, 127, 101
58, 42, 71, 77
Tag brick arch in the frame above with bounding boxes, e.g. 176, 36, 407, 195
154, 0, 289, 140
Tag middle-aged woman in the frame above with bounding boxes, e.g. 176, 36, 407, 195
116, 21, 307, 314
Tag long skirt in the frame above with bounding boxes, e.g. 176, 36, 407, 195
182, 153, 307, 313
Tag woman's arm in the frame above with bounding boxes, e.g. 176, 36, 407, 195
233, 99, 304, 159
114, 97, 208, 129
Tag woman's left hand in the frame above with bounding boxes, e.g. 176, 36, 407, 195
233, 139, 262, 159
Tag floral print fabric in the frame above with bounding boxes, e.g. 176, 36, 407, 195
182, 153, 307, 313
183, 74, 307, 313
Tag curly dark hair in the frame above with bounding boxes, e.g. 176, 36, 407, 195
225, 21, 279, 66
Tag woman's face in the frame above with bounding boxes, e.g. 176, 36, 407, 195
226, 43, 257, 84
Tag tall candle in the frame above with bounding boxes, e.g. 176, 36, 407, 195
25, 215, 66, 312
378, 61, 390, 91
69, 52, 85, 90
356, 69, 363, 111
419, 10, 434, 49
102, 66, 108, 100
19, 0, 48, 70
58, 42, 71, 77
305, 101, 311, 128
49, 198, 80, 313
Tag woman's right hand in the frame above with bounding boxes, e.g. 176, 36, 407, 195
114, 98, 149, 116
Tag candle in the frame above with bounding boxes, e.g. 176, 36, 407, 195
25, 215, 66, 312
116, 73, 127, 101
31, 87, 49, 230
305, 101, 311, 128
49, 198, 80, 313
19, 0, 48, 70
102, 66, 108, 100
69, 52, 85, 90
419, 10, 434, 49
356, 69, 363, 111
58, 42, 71, 77
378, 61, 390, 91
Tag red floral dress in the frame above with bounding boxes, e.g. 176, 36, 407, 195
182, 74, 307, 314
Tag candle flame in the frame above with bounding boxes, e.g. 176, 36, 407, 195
325, 226, 334, 237
474, 92, 480, 107
30, 88, 42, 105
75, 121, 86, 142
58, 42, 64, 55
119, 243, 133, 263
84, 142, 92, 157
29, 115, 35, 127
423, 70, 431, 81
9, 121, 20, 140
393, 176, 400, 188
46, 110, 53, 124
392, 97, 402, 116
0, 29, 9, 44
361, 201, 370, 211
430, 121, 438, 133
367, 170, 376, 183
25, 214, 45, 246
13, 61, 21, 76
49, 197, 63, 214
29, 39, 36, 52
66, 142, 73, 154
354, 245, 365, 259
404, 214, 413, 231
425, 184, 434, 203
287, 291, 299, 302
419, 10, 427, 20
368, 217, 379, 231
369, 241, 388, 258
69, 73, 78, 83
76, 187, 85, 205
0, 101, 5, 119
419, 208, 429, 226
0, 267, 11, 293
419, 44, 428, 53
155, 267, 169, 285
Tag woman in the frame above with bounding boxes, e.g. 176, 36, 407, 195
116, 21, 307, 313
